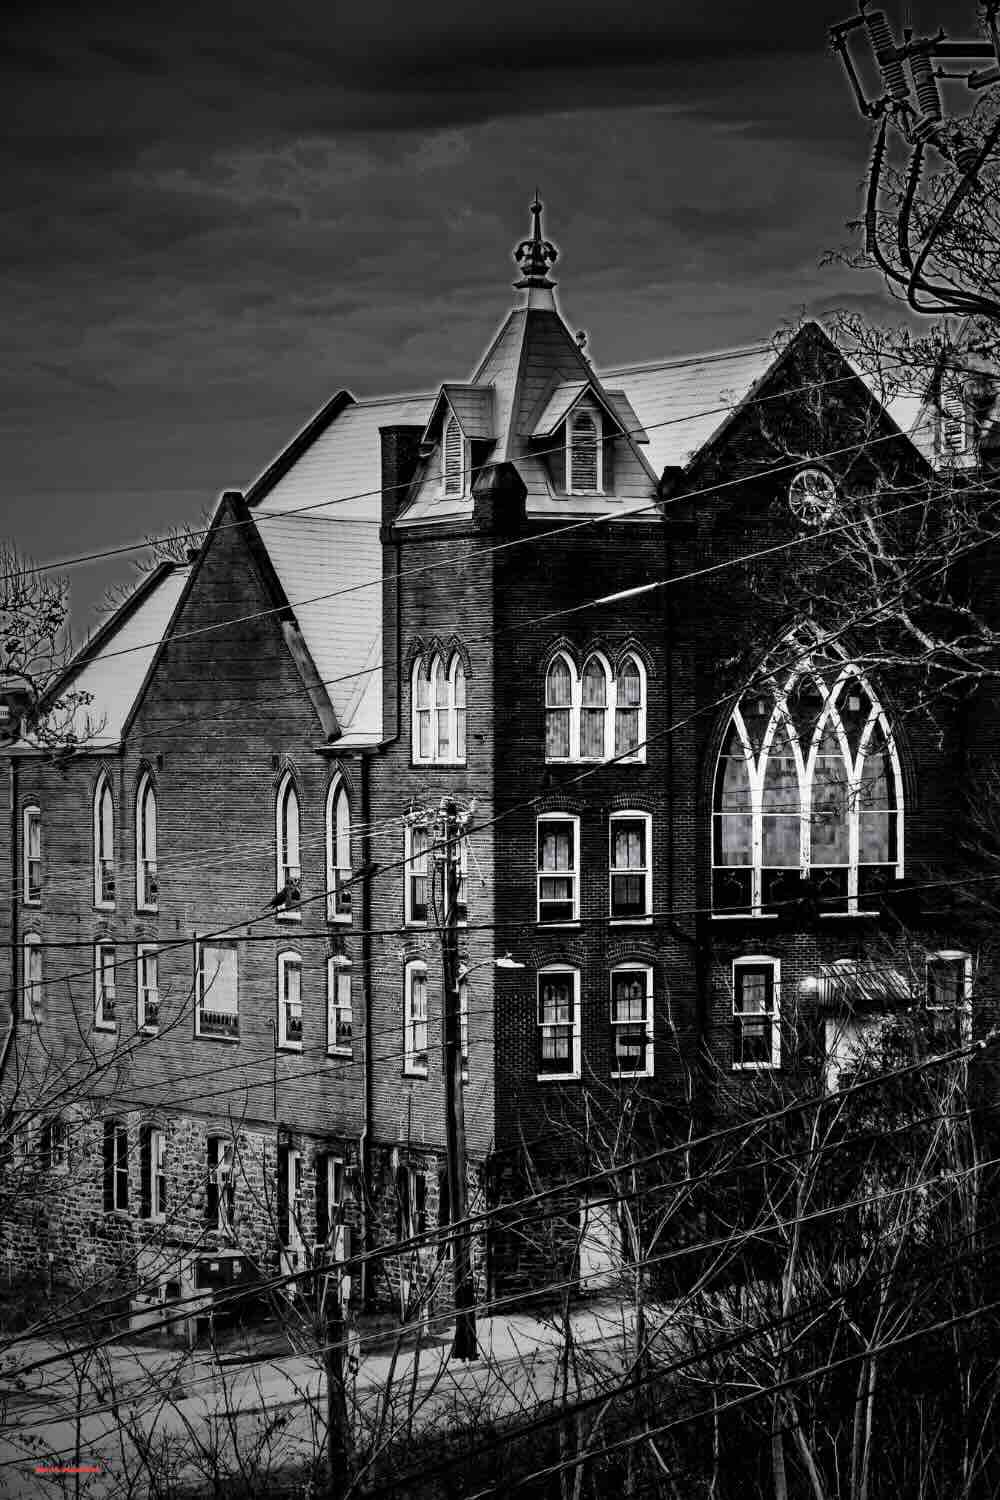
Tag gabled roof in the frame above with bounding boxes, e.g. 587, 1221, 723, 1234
50, 563, 191, 750
421, 384, 495, 446
527, 379, 648, 442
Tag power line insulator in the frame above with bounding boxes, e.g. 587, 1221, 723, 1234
864, 10, 911, 103
908, 50, 944, 144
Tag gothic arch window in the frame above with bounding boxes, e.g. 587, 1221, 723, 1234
136, 771, 158, 912
615, 654, 646, 761
94, 771, 115, 909
580, 655, 609, 759
326, 775, 352, 923
275, 772, 301, 917
442, 414, 464, 497
567, 408, 602, 493
712, 652, 903, 916
544, 649, 643, 763
411, 651, 467, 764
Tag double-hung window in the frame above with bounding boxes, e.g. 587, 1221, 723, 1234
610, 966, 653, 1076
275, 773, 301, 916
732, 958, 780, 1069
277, 952, 303, 1050
196, 942, 240, 1039
103, 1119, 129, 1212
537, 814, 580, 924
544, 653, 646, 763
405, 821, 430, 926
327, 957, 353, 1056
412, 655, 468, 764
404, 961, 429, 1076
207, 1136, 236, 1232
95, 942, 116, 1031
94, 773, 115, 908
40, 1118, 67, 1173
141, 1126, 167, 1219
136, 773, 158, 911
278, 1145, 304, 1267
609, 812, 652, 920
23, 806, 40, 904
926, 951, 972, 1047
138, 945, 159, 1032
614, 656, 645, 759
327, 778, 353, 922
22, 933, 41, 1022
397, 1162, 428, 1241
537, 967, 581, 1079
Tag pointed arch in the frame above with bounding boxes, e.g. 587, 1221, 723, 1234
614, 653, 646, 761
411, 648, 468, 764
545, 651, 576, 760
136, 769, 158, 911
93, 769, 115, 909
580, 652, 610, 759
326, 772, 353, 923
275, 771, 301, 916
442, 413, 464, 497
711, 642, 903, 916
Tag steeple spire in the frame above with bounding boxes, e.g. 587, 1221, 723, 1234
512, 195, 558, 305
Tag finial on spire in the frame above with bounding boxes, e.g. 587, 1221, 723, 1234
513, 195, 558, 290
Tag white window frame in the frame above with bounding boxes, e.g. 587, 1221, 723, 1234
281, 1146, 304, 1266
326, 776, 353, 923
136, 772, 158, 913
609, 811, 653, 922
208, 1136, 236, 1233
137, 944, 159, 1033
441, 412, 466, 498
732, 956, 781, 1071
41, 1117, 68, 1174
23, 805, 40, 906
537, 812, 581, 925
150, 1127, 167, 1219
711, 654, 904, 918
411, 653, 467, 765
544, 652, 645, 764
95, 941, 117, 1032
196, 941, 240, 1041
327, 956, 353, 1057
277, 950, 303, 1051
404, 820, 431, 927
94, 771, 115, 909
537, 965, 582, 1081
925, 950, 973, 1045
275, 772, 302, 919
404, 961, 429, 1077
566, 405, 604, 494
22, 932, 41, 1023
610, 964, 654, 1078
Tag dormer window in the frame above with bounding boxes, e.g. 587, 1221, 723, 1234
442, 414, 465, 497
567, 409, 602, 493
940, 388, 968, 456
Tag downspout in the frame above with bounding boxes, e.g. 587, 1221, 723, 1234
0, 757, 18, 1082
359, 751, 374, 1308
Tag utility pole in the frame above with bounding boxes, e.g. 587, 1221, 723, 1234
319, 1239, 349, 1498
436, 795, 478, 1360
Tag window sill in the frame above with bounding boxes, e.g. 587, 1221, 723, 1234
140, 1025, 159, 1037
195, 1031, 240, 1044
275, 910, 302, 923
731, 1063, 781, 1072
712, 912, 779, 921
94, 902, 116, 914
820, 910, 879, 920
411, 758, 467, 768
609, 916, 653, 926
137, 903, 158, 916
328, 914, 353, 926
537, 1073, 581, 1083
537, 920, 581, 930
104, 1209, 131, 1219
22, 898, 40, 908
402, 1068, 428, 1080
94, 1022, 117, 1034
277, 1042, 303, 1053
327, 1047, 353, 1059
611, 1069, 653, 1080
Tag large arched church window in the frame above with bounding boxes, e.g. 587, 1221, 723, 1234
712, 648, 903, 916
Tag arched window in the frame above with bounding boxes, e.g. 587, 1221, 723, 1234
442, 414, 464, 497
94, 771, 115, 908
615, 655, 646, 761
326, 776, 352, 922
275, 773, 301, 916
23, 805, 40, 905
567, 409, 601, 493
136, 772, 158, 911
580, 655, 609, 760
411, 652, 467, 764
545, 654, 574, 760
712, 651, 903, 916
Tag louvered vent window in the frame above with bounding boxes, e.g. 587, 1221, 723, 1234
442, 415, 464, 496
568, 410, 600, 493
940, 390, 967, 455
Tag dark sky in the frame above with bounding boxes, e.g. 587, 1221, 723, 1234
1, 0, 964, 631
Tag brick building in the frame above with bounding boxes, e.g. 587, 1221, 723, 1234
0, 203, 992, 1318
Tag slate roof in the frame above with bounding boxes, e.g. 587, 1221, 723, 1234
57, 565, 191, 748
421, 384, 495, 443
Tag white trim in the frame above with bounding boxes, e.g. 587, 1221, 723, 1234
275, 772, 302, 921
537, 965, 582, 1080
731, 955, 781, 1070
537, 812, 581, 925
277, 950, 303, 1051
412, 652, 467, 764
94, 940, 117, 1032
403, 960, 429, 1077
609, 963, 654, 1077
327, 955, 353, 1057
93, 771, 115, 910
195, 941, 240, 1041
544, 651, 646, 764
441, 412, 466, 497
149, 1127, 167, 1220
22, 805, 40, 906
135, 772, 158, 913
137, 943, 159, 1033
22, 932, 41, 1022
925, 950, 973, 1044
326, 775, 353, 923
404, 820, 430, 927
609, 811, 653, 921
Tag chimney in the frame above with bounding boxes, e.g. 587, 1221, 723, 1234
379, 427, 424, 536
472, 462, 527, 535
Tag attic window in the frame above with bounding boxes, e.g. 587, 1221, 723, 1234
567, 409, 601, 493
940, 389, 967, 456
442, 415, 465, 497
